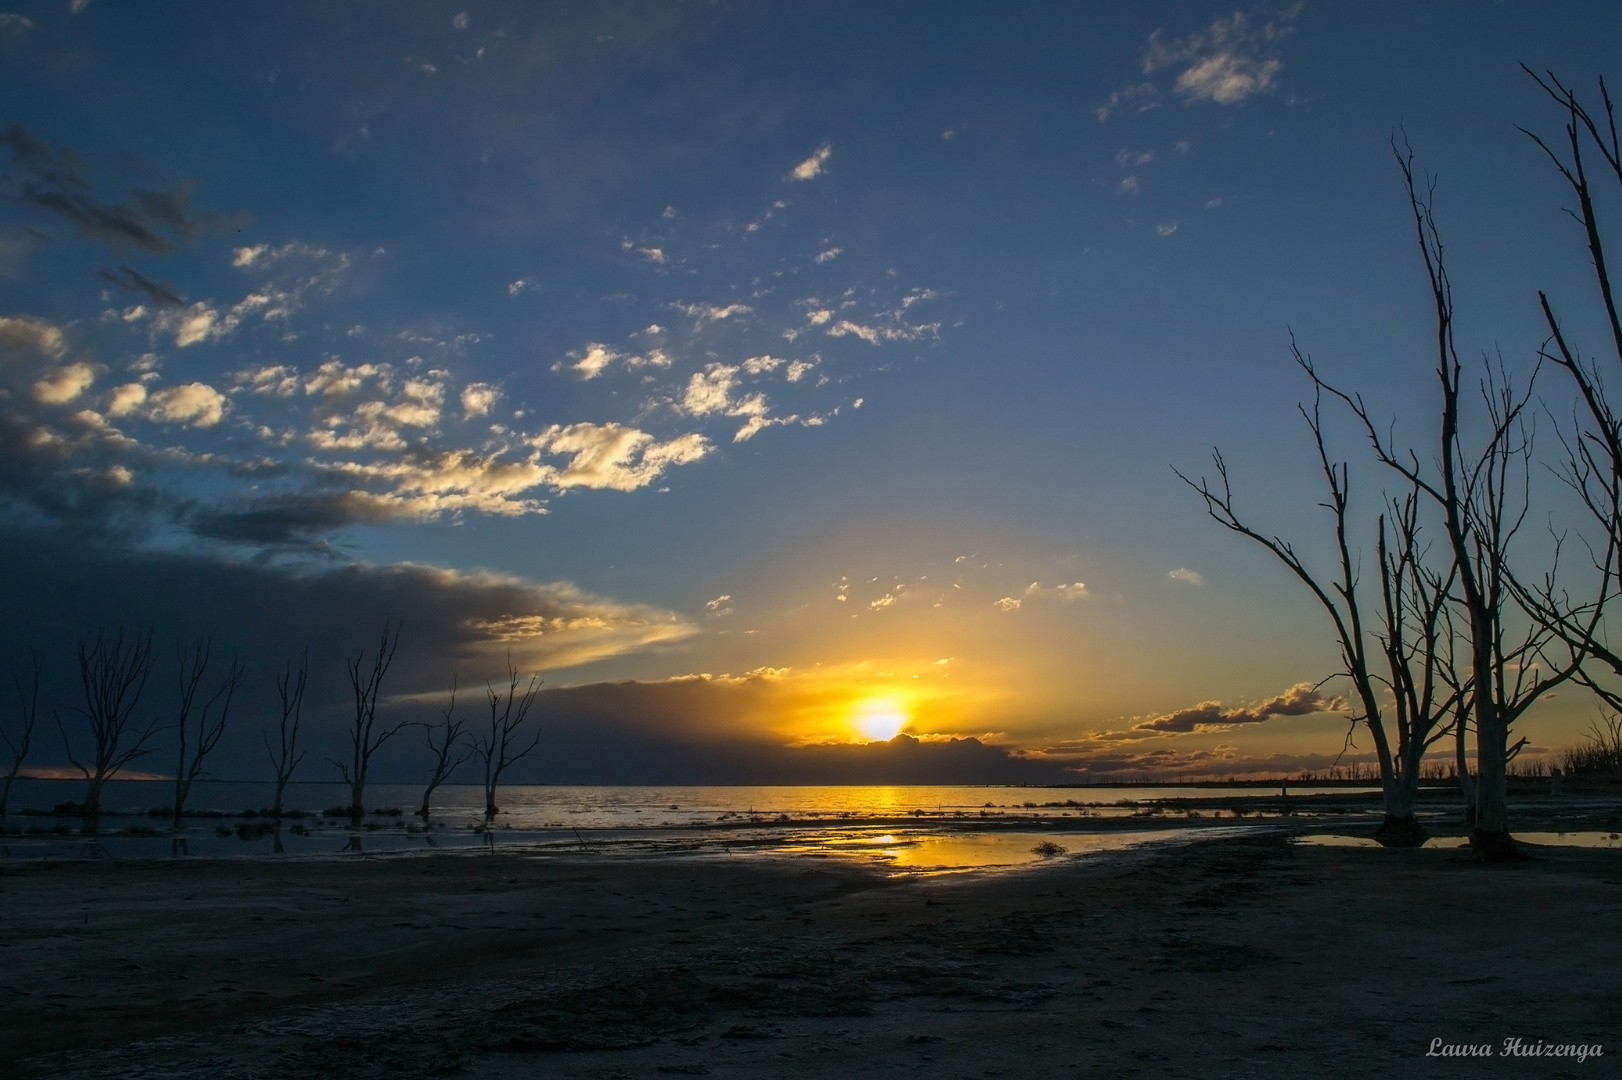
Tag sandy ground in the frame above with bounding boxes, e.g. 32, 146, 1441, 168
3, 825, 1619, 1079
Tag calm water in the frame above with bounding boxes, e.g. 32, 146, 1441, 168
0, 779, 1367, 867
4, 778, 1371, 828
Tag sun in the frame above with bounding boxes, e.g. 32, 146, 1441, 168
851, 697, 909, 742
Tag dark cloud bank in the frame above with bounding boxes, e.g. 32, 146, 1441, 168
0, 530, 1081, 787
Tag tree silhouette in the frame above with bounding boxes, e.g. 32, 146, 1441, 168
171, 639, 244, 827
60, 629, 157, 818
0, 656, 40, 817
332, 621, 404, 817
265, 651, 308, 818
474, 660, 543, 817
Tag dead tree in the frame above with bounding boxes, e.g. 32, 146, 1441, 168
0, 656, 41, 817
1320, 145, 1584, 859
265, 651, 308, 817
331, 621, 404, 816
1515, 72, 1622, 736
474, 661, 543, 817
1178, 377, 1465, 845
419, 676, 472, 818
59, 629, 157, 818
170, 640, 244, 826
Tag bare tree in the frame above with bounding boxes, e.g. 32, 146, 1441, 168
474, 661, 543, 817
171, 639, 245, 827
1178, 376, 1466, 845
0, 656, 41, 817
331, 621, 404, 816
265, 651, 308, 817
418, 676, 472, 818
1515, 72, 1622, 735
1319, 145, 1584, 859
59, 629, 157, 818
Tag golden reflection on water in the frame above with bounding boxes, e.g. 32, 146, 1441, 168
780, 828, 1206, 870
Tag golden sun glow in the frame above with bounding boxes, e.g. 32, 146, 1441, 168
851, 696, 909, 742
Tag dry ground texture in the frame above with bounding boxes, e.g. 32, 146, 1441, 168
3, 829, 1619, 1079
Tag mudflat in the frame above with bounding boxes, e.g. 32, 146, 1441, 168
4, 831, 1618, 1079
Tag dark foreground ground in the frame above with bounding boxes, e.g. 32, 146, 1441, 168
3, 826, 1619, 1079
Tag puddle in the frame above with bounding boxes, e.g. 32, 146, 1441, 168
775, 827, 1237, 870
1291, 834, 1467, 849
1517, 831, 1622, 849
1294, 831, 1622, 850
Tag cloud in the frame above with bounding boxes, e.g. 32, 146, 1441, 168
1168, 566, 1203, 586
147, 382, 227, 427
1114, 149, 1154, 167
0, 13, 34, 35
460, 382, 501, 419
994, 596, 1021, 612
2, 126, 204, 253
668, 300, 753, 328
1143, 11, 1290, 106
1118, 175, 1140, 195
97, 265, 183, 308
1096, 82, 1158, 122
1131, 682, 1341, 735
563, 342, 623, 380
789, 141, 832, 181
532, 422, 710, 491
507, 276, 538, 296
1025, 581, 1088, 601
0, 531, 700, 746
812, 247, 842, 263
1098, 10, 1293, 122
706, 594, 733, 617
1155, 222, 1178, 237
32, 361, 99, 405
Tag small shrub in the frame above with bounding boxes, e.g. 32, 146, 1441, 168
1031, 841, 1068, 858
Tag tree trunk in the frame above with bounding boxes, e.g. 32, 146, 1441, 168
83, 773, 106, 819
1471, 707, 1524, 860
1373, 743, 1428, 846
1454, 719, 1476, 824
272, 775, 288, 817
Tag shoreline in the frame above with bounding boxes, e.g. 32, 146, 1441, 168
6, 819, 1619, 1078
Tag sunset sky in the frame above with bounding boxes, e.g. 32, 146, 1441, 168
2, 2, 1619, 783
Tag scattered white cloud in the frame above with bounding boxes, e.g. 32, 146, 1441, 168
994, 596, 1022, 612
1155, 222, 1179, 237
532, 422, 710, 491
706, 594, 734, 617
1099, 10, 1293, 121
1096, 82, 1158, 122
460, 382, 501, 419
32, 362, 98, 404
1115, 148, 1154, 167
564, 342, 623, 380
1169, 566, 1204, 586
1025, 581, 1089, 601
508, 277, 538, 297
789, 141, 832, 181
452, 11, 468, 29
1144, 11, 1291, 106
147, 382, 227, 428
668, 300, 753, 328
1205, 197, 1223, 209
812, 247, 842, 263
1118, 175, 1140, 195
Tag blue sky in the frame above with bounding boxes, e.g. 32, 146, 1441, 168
2, 2, 1618, 782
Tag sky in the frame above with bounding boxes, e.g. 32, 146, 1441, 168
2, 1, 1620, 786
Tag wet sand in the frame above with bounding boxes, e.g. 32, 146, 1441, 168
5, 823, 1619, 1079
